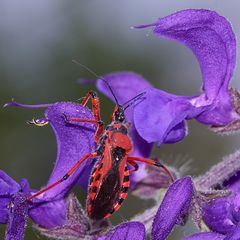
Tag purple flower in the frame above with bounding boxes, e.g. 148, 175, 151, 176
184, 150, 240, 240
4, 101, 96, 230
92, 9, 238, 147
0, 170, 30, 240
202, 171, 240, 238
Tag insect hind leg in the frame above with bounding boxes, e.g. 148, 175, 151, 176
27, 151, 98, 201
127, 156, 174, 182
128, 160, 139, 174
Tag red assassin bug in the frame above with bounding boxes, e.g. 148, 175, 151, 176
27, 77, 174, 220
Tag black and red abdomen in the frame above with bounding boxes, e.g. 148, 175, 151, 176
87, 144, 130, 220
88, 168, 121, 220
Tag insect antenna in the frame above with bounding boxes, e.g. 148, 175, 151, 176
123, 92, 146, 110
72, 60, 120, 106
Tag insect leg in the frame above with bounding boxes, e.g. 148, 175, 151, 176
127, 156, 174, 182
65, 91, 104, 143
27, 151, 98, 201
81, 91, 101, 122
127, 160, 139, 174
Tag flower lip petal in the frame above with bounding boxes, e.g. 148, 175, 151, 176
0, 170, 20, 196
136, 9, 236, 100
42, 102, 96, 199
98, 221, 145, 240
133, 9, 238, 139
96, 71, 152, 108
152, 176, 193, 240
134, 88, 193, 144
4, 101, 97, 197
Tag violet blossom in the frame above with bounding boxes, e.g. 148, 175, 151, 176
83, 9, 240, 187
0, 171, 30, 240
182, 150, 240, 240
94, 9, 238, 147
1, 101, 98, 239
196, 152, 240, 239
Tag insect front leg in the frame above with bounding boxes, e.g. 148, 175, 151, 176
64, 91, 104, 143
81, 90, 101, 122
127, 156, 174, 182
27, 151, 98, 201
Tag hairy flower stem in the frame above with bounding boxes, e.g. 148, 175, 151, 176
194, 150, 240, 190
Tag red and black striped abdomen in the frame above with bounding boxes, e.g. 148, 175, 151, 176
87, 164, 130, 220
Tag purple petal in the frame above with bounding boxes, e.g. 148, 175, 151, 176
224, 171, 240, 193
196, 89, 235, 125
136, 9, 237, 127
137, 9, 236, 100
134, 89, 194, 144
19, 179, 31, 194
0, 170, 20, 195
96, 71, 152, 106
98, 222, 145, 240
203, 197, 236, 234
152, 176, 193, 240
29, 198, 67, 228
0, 197, 10, 224
0, 171, 22, 224
43, 102, 96, 199
5, 192, 28, 240
225, 226, 240, 240
184, 232, 225, 240
163, 121, 188, 144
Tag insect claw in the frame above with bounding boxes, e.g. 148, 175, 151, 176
97, 120, 104, 126
26, 119, 35, 125
61, 113, 69, 123
154, 159, 175, 182
27, 118, 49, 127
76, 96, 85, 102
